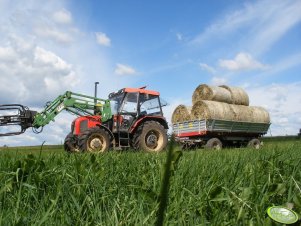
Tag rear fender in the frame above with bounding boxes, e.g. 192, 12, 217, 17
130, 116, 168, 134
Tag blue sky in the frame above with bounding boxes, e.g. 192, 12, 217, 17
0, 0, 300, 146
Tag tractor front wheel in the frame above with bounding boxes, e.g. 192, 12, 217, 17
133, 121, 167, 152
64, 133, 80, 153
78, 127, 110, 153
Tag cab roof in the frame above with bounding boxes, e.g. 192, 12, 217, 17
109, 87, 160, 98
124, 88, 160, 96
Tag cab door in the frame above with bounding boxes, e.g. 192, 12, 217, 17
118, 92, 139, 131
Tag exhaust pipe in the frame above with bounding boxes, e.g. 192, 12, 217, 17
94, 82, 99, 115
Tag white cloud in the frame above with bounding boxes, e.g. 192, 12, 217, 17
0, 2, 75, 45
219, 52, 267, 71
246, 82, 301, 136
248, 1, 301, 55
0, 46, 17, 61
34, 26, 73, 43
52, 9, 72, 24
115, 63, 136, 75
199, 63, 216, 74
211, 77, 227, 85
0, 40, 79, 105
191, 0, 301, 55
95, 32, 111, 47
34, 46, 71, 71
261, 53, 301, 77
275, 117, 289, 124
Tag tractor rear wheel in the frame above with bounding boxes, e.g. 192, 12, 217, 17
78, 127, 110, 153
133, 121, 167, 152
205, 138, 222, 150
248, 138, 261, 149
64, 133, 80, 153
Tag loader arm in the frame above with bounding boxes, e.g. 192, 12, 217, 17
0, 91, 112, 136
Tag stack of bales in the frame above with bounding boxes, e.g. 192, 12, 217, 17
172, 84, 270, 124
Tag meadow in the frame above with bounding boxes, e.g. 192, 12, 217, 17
0, 139, 300, 225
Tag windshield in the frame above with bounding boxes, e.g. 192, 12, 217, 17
120, 92, 139, 114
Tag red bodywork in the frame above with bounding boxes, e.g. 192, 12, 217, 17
73, 115, 167, 135
72, 115, 101, 135
175, 131, 207, 138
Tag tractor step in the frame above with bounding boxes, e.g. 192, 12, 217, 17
118, 132, 130, 148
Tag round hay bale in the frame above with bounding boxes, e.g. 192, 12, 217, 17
230, 105, 270, 123
171, 105, 192, 124
220, 85, 249, 106
191, 100, 270, 123
230, 105, 253, 122
192, 84, 232, 105
191, 100, 236, 121
249, 106, 270, 123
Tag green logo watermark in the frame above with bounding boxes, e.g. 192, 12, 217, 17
267, 206, 299, 224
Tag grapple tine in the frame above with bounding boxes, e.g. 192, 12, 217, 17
0, 104, 37, 136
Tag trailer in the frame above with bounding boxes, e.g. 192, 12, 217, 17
173, 119, 270, 150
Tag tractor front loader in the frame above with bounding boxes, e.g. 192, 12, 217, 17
0, 104, 37, 136
0, 87, 169, 153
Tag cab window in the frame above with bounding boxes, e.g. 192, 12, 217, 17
119, 92, 139, 114
139, 94, 162, 116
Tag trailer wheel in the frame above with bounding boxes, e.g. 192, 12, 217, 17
132, 121, 167, 152
64, 133, 80, 153
78, 127, 110, 152
205, 138, 222, 150
248, 138, 261, 149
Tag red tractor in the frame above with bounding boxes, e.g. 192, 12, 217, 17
0, 86, 169, 152
65, 87, 168, 152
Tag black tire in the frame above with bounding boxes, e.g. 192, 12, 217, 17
205, 138, 222, 150
180, 142, 197, 150
132, 121, 167, 152
248, 138, 261, 149
64, 133, 80, 153
78, 127, 110, 153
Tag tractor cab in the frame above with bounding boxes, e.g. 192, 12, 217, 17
109, 87, 165, 115
109, 87, 167, 130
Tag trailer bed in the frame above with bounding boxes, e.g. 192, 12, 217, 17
173, 119, 270, 138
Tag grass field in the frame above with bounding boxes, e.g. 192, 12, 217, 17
0, 140, 300, 225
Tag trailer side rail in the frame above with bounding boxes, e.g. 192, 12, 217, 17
173, 119, 270, 137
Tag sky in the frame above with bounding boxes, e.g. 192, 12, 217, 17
0, 0, 301, 146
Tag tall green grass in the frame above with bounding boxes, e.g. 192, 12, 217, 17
0, 141, 300, 225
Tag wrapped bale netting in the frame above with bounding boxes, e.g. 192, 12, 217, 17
220, 85, 249, 106
191, 100, 270, 123
171, 105, 192, 124
192, 84, 232, 105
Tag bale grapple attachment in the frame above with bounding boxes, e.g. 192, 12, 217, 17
0, 104, 37, 136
